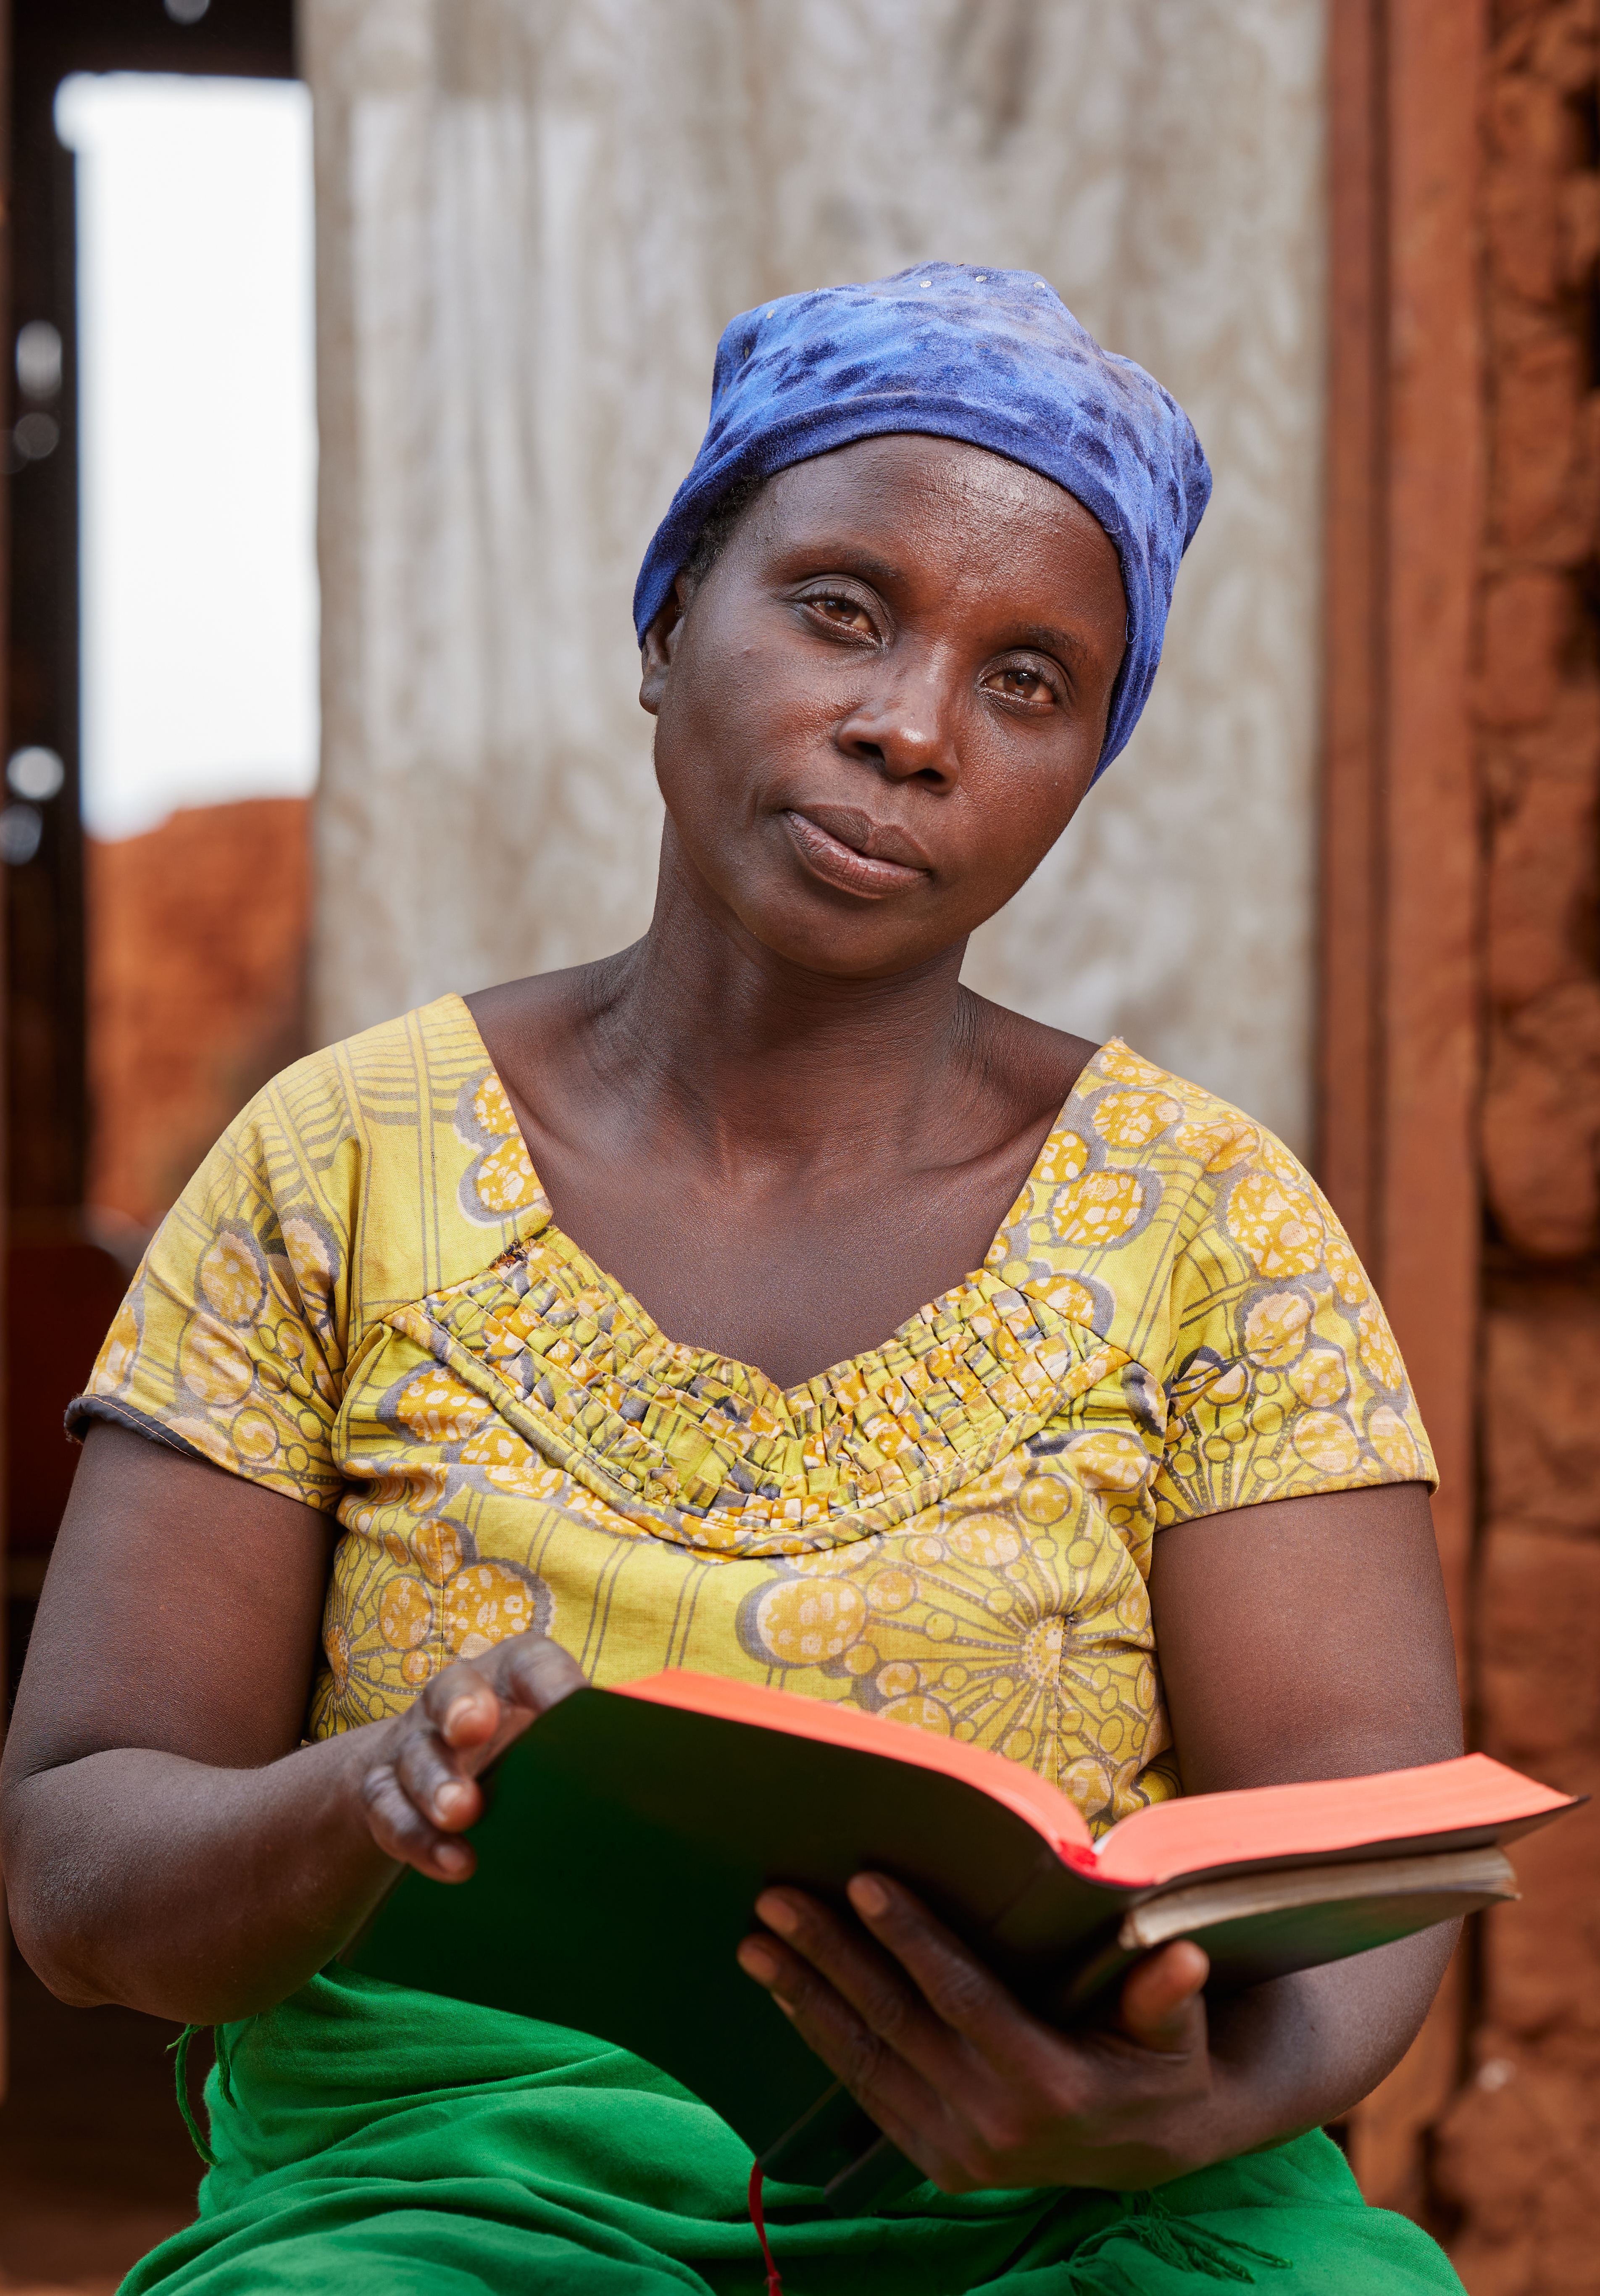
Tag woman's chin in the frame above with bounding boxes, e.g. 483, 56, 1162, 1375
733, 911, 961, 982
668, 825, 970, 979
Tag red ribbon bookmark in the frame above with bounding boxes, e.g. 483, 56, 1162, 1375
747, 2160, 784, 2296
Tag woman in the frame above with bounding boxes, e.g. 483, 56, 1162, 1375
1, 266, 1466, 2293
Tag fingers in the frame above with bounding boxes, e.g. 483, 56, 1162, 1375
735, 1884, 1219, 2194
358, 1631, 586, 1879
1115, 1941, 1210, 2054
841, 1875, 1024, 2052
734, 1914, 961, 2187
391, 1660, 508, 1835
360, 1758, 476, 1880
743, 1876, 1049, 2083
420, 1636, 584, 1772
734, 1880, 1085, 2195
739, 1878, 1022, 2101
750, 1888, 942, 2054
496, 1632, 587, 1717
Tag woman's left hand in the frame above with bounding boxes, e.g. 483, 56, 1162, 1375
737, 1873, 1223, 2192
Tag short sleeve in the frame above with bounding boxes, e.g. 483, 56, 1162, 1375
1150, 1133, 1437, 1530
68, 1080, 355, 1513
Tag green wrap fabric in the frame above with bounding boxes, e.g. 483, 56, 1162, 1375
122, 1969, 1465, 2295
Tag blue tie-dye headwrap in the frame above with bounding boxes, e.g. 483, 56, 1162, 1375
633, 262, 1211, 781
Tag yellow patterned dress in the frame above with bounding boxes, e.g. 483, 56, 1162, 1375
73, 992, 1433, 1841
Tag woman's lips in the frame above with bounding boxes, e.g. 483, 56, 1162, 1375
781, 808, 929, 898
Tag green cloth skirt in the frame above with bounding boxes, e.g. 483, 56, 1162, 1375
122, 1968, 1465, 2294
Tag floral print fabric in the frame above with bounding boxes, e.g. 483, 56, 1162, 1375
71, 996, 1434, 1837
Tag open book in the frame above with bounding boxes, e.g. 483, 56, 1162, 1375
347, 1669, 1574, 2213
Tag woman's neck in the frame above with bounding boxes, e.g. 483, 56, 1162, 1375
466, 844, 1090, 1385
581, 866, 983, 1174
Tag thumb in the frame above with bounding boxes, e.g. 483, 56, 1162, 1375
500, 1633, 588, 1718
1116, 1940, 1210, 2053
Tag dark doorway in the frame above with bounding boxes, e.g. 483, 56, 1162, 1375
3, 5, 296, 2280
5, 0, 297, 1596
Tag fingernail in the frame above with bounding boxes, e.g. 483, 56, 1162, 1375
848, 1875, 890, 1918
442, 1696, 480, 1740
756, 1892, 799, 1935
436, 1842, 471, 1877
434, 1781, 474, 1824
738, 1939, 780, 1984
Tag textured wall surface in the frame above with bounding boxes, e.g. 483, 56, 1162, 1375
304, 0, 1326, 1149
1427, 5, 1600, 2288
85, 799, 311, 1232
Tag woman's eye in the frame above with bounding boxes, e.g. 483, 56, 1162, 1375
985, 664, 1055, 704
807, 593, 876, 634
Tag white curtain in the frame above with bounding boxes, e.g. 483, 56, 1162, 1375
303, 0, 1326, 1151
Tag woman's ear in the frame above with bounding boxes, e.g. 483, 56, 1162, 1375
638, 577, 691, 716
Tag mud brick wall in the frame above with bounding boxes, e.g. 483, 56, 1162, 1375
1432, 4, 1600, 2287
84, 798, 310, 1234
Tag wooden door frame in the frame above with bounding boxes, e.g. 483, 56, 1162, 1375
1319, 0, 1487, 2207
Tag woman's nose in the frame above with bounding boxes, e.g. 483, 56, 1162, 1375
834, 661, 960, 786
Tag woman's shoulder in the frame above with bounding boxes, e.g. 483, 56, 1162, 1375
70, 994, 555, 1490
162, 993, 550, 1325
242, 991, 494, 1145
1000, 1040, 1434, 1515
1033, 1035, 1334, 1237
1002, 1038, 1372, 1364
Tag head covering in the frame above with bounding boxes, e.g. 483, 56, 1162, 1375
633, 262, 1211, 780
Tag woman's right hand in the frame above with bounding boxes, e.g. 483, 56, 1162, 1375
359, 1632, 587, 1882
2, 1429, 595, 2020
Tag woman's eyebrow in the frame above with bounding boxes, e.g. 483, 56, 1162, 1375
1009, 620, 1091, 669
787, 542, 908, 587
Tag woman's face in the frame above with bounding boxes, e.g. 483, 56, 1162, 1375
640, 434, 1128, 979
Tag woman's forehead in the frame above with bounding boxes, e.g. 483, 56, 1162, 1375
766, 433, 1104, 525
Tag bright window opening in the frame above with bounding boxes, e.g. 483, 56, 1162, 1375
55, 73, 317, 840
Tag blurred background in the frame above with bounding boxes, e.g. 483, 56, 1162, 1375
0, 3, 1594, 2291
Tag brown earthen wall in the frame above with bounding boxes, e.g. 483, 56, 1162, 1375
1321, 0, 1487, 2219
1321, 0, 1600, 2267
84, 797, 311, 1234
1430, 5, 1600, 2287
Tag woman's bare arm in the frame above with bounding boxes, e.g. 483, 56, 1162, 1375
0, 1422, 580, 2020
1145, 1478, 1464, 2144
1150, 1479, 1463, 1790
